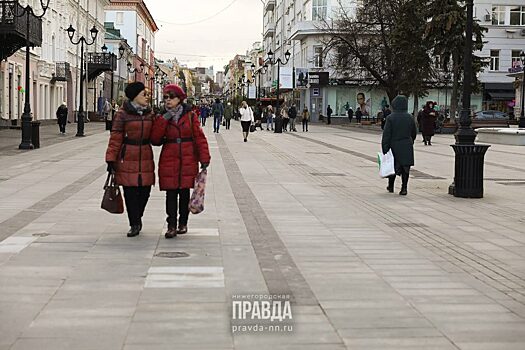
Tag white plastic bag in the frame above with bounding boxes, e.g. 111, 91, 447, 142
377, 150, 395, 178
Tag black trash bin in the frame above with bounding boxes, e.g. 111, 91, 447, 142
31, 121, 41, 149
449, 144, 490, 198
274, 116, 283, 133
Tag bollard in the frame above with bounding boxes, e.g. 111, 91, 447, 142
449, 144, 490, 198
31, 121, 41, 149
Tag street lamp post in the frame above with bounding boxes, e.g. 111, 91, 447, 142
127, 62, 144, 81
519, 51, 525, 128
444, 73, 451, 119
449, 0, 490, 198
17, 0, 50, 149
66, 24, 99, 137
265, 49, 291, 116
252, 63, 268, 103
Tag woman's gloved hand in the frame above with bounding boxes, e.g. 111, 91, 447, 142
106, 161, 115, 173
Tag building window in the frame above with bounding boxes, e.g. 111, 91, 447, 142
510, 6, 525, 25
492, 6, 505, 25
512, 50, 523, 68
116, 12, 124, 25
314, 46, 323, 68
312, 0, 327, 21
490, 50, 500, 71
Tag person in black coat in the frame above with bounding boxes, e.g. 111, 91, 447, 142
355, 107, 363, 124
420, 101, 437, 145
347, 107, 354, 123
56, 102, 68, 134
326, 105, 333, 125
381, 95, 417, 196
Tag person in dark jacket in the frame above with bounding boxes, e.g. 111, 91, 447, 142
381, 95, 417, 196
211, 98, 224, 133
326, 105, 333, 125
355, 107, 363, 124
56, 102, 68, 134
288, 104, 297, 131
199, 104, 209, 126
224, 102, 233, 130
347, 107, 354, 123
381, 105, 391, 130
105, 82, 155, 237
151, 84, 211, 238
420, 101, 437, 145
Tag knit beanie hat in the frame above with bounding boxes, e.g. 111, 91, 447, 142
125, 82, 146, 101
163, 84, 187, 101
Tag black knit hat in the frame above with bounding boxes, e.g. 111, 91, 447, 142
125, 82, 145, 101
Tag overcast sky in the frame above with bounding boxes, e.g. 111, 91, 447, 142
144, 0, 263, 72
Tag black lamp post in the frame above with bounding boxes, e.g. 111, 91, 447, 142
67, 23, 99, 137
449, 0, 490, 198
127, 62, 144, 80
444, 73, 451, 119
17, 0, 50, 149
519, 51, 525, 128
265, 49, 291, 116
252, 63, 268, 102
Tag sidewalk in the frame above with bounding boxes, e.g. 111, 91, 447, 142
0, 120, 525, 349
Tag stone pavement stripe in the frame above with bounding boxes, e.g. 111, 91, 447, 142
0, 164, 105, 243
288, 132, 444, 179
216, 134, 319, 307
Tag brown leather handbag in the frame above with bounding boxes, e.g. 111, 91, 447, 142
101, 172, 124, 214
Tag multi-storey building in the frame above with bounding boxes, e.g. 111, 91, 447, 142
262, 0, 525, 121
105, 0, 158, 90
0, 0, 108, 125
476, 1, 525, 117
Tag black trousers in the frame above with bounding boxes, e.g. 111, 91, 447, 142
166, 189, 190, 228
302, 119, 308, 131
59, 123, 66, 133
123, 186, 151, 226
388, 166, 410, 190
225, 119, 231, 129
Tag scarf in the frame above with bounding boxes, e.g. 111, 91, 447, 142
166, 104, 184, 123
130, 101, 147, 116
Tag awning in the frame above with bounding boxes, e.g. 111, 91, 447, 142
487, 91, 516, 100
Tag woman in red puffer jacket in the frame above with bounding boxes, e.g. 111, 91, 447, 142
105, 82, 155, 238
151, 84, 211, 239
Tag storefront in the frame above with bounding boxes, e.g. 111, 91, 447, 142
482, 83, 516, 117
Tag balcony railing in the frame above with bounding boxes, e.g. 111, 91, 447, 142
87, 52, 117, 81
51, 62, 70, 82
0, 0, 42, 60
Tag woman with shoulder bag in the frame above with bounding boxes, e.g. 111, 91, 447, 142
105, 82, 155, 238
150, 84, 211, 239
239, 101, 254, 142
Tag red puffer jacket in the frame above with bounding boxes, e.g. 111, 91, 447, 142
105, 101, 155, 187
151, 104, 210, 190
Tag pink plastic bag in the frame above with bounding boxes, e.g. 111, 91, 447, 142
189, 169, 207, 214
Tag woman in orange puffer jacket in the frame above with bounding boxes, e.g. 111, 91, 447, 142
151, 84, 211, 239
105, 82, 155, 238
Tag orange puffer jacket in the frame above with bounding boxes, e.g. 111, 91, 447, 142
150, 104, 211, 190
105, 101, 155, 187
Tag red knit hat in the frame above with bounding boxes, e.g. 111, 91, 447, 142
163, 84, 187, 101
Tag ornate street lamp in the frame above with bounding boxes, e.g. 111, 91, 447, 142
265, 49, 291, 116
127, 62, 145, 80
444, 73, 451, 119
66, 23, 99, 137
519, 51, 525, 128
252, 62, 268, 102
17, 0, 50, 149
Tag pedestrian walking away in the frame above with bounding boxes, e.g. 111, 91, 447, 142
239, 101, 254, 142
199, 103, 209, 126
224, 102, 233, 130
347, 106, 354, 124
288, 104, 298, 131
254, 103, 264, 130
420, 101, 437, 145
151, 84, 211, 239
381, 95, 417, 196
56, 102, 68, 134
105, 82, 155, 237
327, 105, 333, 125
381, 104, 391, 130
302, 105, 310, 132
211, 98, 224, 133
355, 107, 363, 124
266, 105, 274, 131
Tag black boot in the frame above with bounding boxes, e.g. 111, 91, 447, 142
400, 172, 409, 195
387, 176, 395, 193
127, 225, 141, 237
